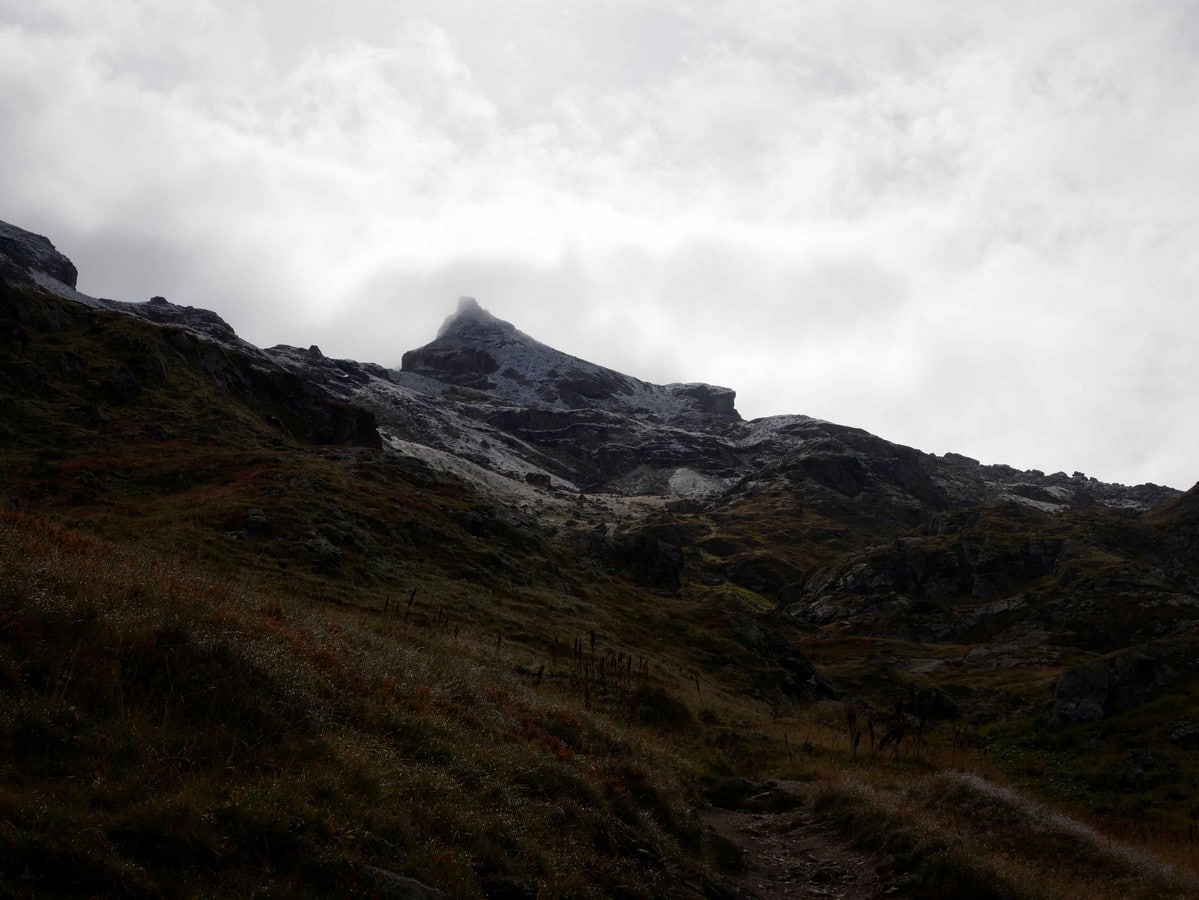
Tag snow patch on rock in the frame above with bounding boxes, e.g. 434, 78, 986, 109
382, 432, 568, 507
668, 467, 730, 497
29, 270, 107, 309
997, 492, 1069, 514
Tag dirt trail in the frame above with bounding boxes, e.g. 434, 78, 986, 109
701, 781, 907, 900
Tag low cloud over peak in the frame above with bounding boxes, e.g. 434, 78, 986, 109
1, 0, 1195, 488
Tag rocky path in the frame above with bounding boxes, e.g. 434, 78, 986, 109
700, 779, 908, 900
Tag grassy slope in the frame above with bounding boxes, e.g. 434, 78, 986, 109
0, 511, 714, 898
1, 282, 1196, 897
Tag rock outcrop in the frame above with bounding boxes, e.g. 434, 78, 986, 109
0, 220, 78, 289
111, 295, 243, 345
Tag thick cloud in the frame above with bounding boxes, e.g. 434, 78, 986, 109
1, 0, 1195, 487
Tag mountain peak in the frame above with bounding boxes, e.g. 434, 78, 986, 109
399, 297, 742, 431
436, 295, 516, 339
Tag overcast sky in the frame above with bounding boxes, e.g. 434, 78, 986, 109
2, 1, 1196, 489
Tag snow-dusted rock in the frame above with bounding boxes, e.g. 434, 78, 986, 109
0, 220, 78, 289
400, 296, 740, 428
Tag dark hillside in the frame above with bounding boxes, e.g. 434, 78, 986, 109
1, 228, 1196, 897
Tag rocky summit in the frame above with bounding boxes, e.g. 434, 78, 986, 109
1, 219, 1197, 899
402, 295, 739, 425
